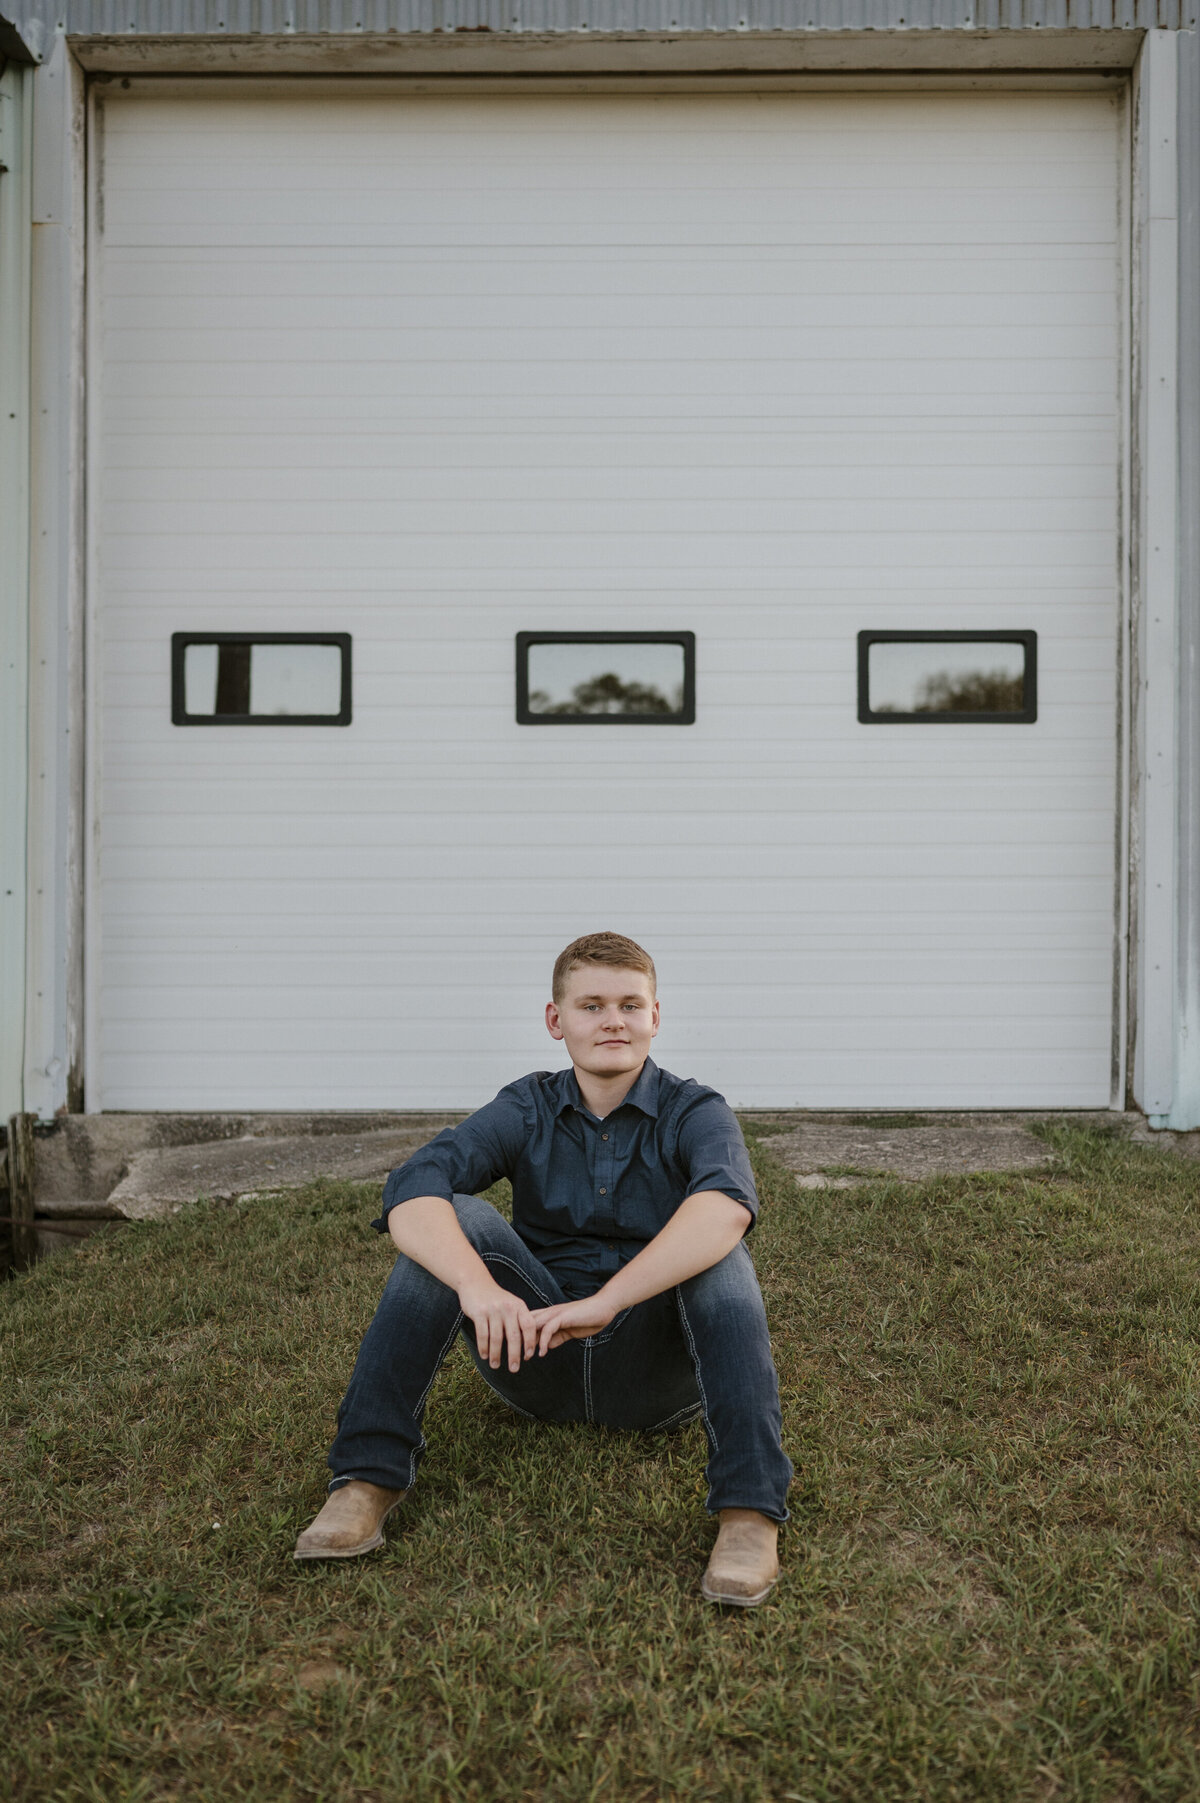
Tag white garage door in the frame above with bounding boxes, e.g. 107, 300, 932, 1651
95, 85, 1122, 1110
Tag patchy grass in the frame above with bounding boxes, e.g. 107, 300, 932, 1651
4, 1124, 1200, 1800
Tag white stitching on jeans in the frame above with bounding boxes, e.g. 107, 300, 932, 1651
583, 1339, 594, 1423
647, 1401, 703, 1433
406, 1308, 465, 1489
666, 1283, 713, 1507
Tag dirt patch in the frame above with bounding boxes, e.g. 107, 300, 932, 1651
293, 1659, 350, 1692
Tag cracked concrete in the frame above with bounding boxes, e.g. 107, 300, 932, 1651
21, 1112, 463, 1245
757, 1117, 1062, 1183
31, 1112, 463, 1214
106, 1127, 447, 1221
747, 1110, 1200, 1181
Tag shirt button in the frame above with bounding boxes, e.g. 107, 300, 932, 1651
602, 1134, 609, 1141
599, 1187, 607, 1195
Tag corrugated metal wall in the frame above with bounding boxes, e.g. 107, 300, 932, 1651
8, 0, 1195, 51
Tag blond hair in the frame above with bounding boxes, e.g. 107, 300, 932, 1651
552, 932, 657, 1004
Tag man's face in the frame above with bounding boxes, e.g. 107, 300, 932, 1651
545, 965, 659, 1080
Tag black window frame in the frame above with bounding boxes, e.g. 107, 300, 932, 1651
515, 630, 696, 726
170, 632, 353, 726
857, 630, 1038, 724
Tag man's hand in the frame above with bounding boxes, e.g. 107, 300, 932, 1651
458, 1278, 537, 1374
528, 1293, 618, 1356
386, 1199, 536, 1375
528, 1192, 751, 1358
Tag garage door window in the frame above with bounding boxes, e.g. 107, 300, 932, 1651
172, 633, 352, 725
516, 632, 695, 724
858, 632, 1037, 724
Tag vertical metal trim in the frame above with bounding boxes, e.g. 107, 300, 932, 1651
1113, 77, 1132, 1110
26, 32, 88, 1117
63, 46, 88, 1114
82, 75, 102, 1111
0, 66, 32, 1119
1169, 27, 1200, 1127
1130, 29, 1180, 1121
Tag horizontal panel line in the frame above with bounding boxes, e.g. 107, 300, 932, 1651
104, 457, 1117, 466
100, 989, 1113, 1001
103, 354, 1118, 364
103, 528, 1117, 536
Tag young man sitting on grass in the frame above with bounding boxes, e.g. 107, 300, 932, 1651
295, 932, 793, 1605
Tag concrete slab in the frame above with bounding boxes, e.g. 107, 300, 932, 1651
104, 1128, 443, 1221
1128, 1122, 1200, 1159
791, 1173, 862, 1190
31, 1111, 463, 1207
36, 1195, 129, 1220
760, 1118, 1056, 1182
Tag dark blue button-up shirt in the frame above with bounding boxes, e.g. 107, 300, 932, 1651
374, 1059, 758, 1299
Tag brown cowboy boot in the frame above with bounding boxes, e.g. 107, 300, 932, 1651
700, 1509, 780, 1607
293, 1480, 406, 1561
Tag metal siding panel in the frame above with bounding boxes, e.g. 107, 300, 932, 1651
11, 0, 1191, 39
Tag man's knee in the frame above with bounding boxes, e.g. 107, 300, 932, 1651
448, 1192, 513, 1251
378, 1194, 511, 1297
678, 1242, 767, 1321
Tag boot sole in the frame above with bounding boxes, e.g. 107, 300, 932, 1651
700, 1575, 778, 1608
293, 1528, 386, 1562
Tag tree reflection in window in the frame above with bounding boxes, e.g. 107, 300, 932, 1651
862, 635, 1034, 720
884, 667, 1026, 715
528, 671, 683, 717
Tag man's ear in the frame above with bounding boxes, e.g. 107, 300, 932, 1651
651, 998, 660, 1039
546, 1001, 565, 1042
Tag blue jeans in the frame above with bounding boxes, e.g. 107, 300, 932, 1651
328, 1194, 793, 1521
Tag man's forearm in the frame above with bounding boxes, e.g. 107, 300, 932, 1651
597, 1191, 751, 1315
386, 1195, 494, 1295
387, 1195, 537, 1375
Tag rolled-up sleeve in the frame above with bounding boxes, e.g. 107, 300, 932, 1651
676, 1094, 759, 1227
371, 1086, 530, 1233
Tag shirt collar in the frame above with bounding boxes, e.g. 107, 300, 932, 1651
556, 1058, 661, 1120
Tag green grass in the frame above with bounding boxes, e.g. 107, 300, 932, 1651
4, 1124, 1200, 1800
